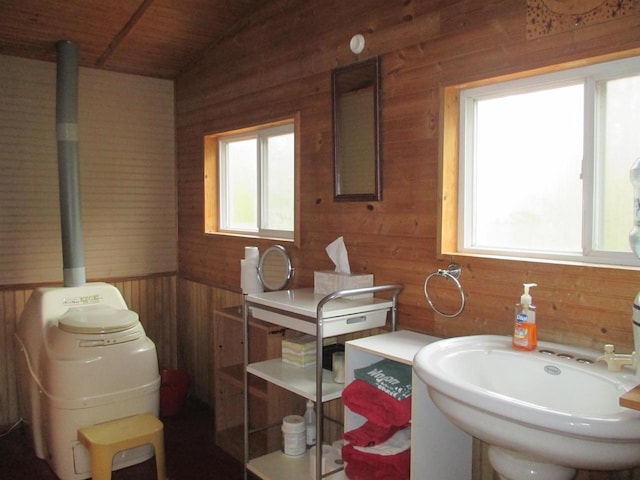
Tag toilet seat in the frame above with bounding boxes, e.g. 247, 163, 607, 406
58, 305, 139, 334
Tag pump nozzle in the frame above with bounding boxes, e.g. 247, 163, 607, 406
521, 283, 537, 307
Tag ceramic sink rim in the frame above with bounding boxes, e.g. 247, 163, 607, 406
413, 334, 640, 441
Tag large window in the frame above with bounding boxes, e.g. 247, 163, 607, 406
449, 55, 640, 266
204, 119, 297, 241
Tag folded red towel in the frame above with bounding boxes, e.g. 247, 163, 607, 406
344, 420, 409, 447
342, 379, 411, 428
342, 443, 410, 480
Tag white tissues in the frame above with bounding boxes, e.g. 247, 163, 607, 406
326, 236, 351, 274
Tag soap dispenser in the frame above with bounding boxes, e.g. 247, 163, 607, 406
513, 283, 537, 351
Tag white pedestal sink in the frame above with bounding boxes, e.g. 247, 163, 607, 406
413, 335, 640, 480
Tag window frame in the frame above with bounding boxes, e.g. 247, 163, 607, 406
439, 49, 640, 267
204, 116, 300, 245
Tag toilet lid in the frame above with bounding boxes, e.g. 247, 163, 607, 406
58, 305, 139, 334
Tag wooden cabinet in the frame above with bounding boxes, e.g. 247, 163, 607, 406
213, 306, 305, 461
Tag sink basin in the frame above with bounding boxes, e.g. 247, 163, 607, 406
413, 335, 640, 480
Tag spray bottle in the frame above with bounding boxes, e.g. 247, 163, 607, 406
513, 283, 537, 351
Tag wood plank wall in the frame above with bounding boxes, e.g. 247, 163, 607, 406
175, 0, 640, 477
175, 0, 640, 353
176, 278, 243, 406
0, 273, 177, 427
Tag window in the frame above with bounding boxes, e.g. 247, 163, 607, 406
444, 54, 640, 266
204, 118, 297, 241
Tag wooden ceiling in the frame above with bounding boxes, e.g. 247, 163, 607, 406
0, 0, 269, 79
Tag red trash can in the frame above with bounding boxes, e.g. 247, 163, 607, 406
159, 368, 190, 417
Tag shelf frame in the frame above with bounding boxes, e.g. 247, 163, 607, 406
243, 284, 403, 480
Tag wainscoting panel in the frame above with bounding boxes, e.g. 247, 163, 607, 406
176, 278, 243, 407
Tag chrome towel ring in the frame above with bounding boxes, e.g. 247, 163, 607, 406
424, 264, 465, 318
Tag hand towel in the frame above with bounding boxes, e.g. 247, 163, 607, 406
344, 420, 409, 447
342, 442, 410, 480
342, 379, 411, 428
353, 358, 412, 400
352, 426, 411, 456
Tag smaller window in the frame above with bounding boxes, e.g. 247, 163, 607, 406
204, 119, 297, 241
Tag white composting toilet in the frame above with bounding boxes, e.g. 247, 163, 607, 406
14, 282, 160, 480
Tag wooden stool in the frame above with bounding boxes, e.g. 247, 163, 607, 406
78, 413, 166, 480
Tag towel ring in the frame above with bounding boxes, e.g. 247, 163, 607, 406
424, 264, 465, 318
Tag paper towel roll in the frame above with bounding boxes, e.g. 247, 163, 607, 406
241, 258, 263, 294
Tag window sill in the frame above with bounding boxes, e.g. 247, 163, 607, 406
440, 250, 640, 272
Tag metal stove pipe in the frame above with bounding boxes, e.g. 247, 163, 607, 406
56, 40, 86, 287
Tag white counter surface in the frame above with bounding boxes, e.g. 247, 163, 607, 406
246, 288, 393, 319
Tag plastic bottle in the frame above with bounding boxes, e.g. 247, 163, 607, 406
304, 400, 316, 447
629, 157, 640, 257
513, 283, 537, 351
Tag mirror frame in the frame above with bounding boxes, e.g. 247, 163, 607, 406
332, 56, 382, 202
257, 245, 294, 291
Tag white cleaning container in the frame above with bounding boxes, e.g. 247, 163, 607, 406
281, 414, 306, 456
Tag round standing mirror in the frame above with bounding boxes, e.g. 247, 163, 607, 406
257, 245, 294, 291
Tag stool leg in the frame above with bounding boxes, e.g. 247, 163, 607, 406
90, 446, 115, 480
153, 438, 166, 480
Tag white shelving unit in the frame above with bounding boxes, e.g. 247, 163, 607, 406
345, 330, 473, 479
243, 285, 403, 480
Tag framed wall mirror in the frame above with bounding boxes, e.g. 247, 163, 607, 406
332, 56, 382, 201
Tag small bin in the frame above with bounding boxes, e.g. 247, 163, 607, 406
159, 368, 190, 417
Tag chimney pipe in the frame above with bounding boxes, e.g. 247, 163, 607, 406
56, 40, 86, 287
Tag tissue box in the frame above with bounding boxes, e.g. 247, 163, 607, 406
282, 334, 317, 367
314, 271, 374, 299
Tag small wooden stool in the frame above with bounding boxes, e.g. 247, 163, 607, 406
78, 413, 166, 480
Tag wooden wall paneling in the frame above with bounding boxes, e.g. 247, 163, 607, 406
176, 278, 242, 407
0, 290, 17, 426
175, 0, 640, 477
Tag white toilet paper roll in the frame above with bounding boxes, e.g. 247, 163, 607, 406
241, 258, 263, 294
332, 439, 345, 454
309, 444, 343, 479
309, 444, 330, 479
245, 246, 259, 260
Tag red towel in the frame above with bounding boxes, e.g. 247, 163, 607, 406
342, 379, 411, 428
342, 443, 410, 480
344, 420, 409, 447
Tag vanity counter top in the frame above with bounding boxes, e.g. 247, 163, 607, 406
620, 385, 640, 411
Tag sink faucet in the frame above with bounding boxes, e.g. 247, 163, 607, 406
596, 344, 637, 372
598, 291, 640, 376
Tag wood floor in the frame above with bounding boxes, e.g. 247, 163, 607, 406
0, 398, 247, 480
